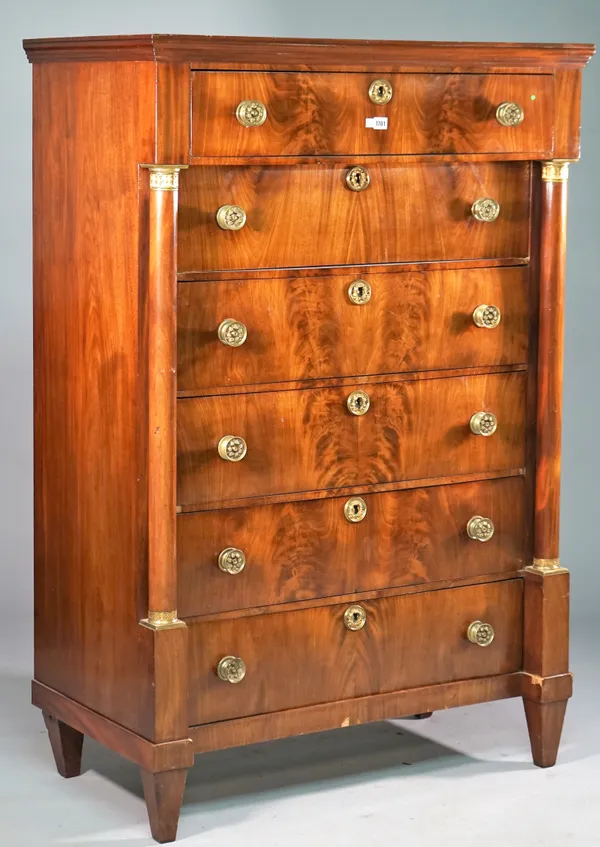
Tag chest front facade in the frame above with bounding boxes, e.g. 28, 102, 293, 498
25, 34, 594, 844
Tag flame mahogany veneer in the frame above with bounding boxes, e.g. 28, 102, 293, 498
24, 34, 593, 843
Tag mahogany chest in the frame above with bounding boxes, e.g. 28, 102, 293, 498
23, 34, 594, 843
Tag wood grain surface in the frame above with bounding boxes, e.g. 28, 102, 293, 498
177, 476, 527, 617
177, 162, 531, 272
190, 673, 523, 752
188, 579, 523, 724
31, 61, 159, 736
177, 371, 527, 506
23, 35, 595, 73
535, 174, 568, 561
177, 266, 529, 391
191, 72, 553, 158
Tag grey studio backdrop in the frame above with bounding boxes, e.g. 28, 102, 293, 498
1, 0, 598, 664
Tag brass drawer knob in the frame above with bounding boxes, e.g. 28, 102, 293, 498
236, 99, 267, 127
467, 621, 495, 647
346, 166, 370, 192
467, 516, 495, 542
218, 318, 248, 347
217, 655, 246, 683
216, 204, 247, 231
344, 496, 367, 523
218, 547, 246, 574
348, 279, 372, 305
347, 390, 370, 416
470, 411, 498, 436
344, 604, 367, 631
368, 78, 393, 105
218, 435, 247, 462
471, 198, 500, 223
496, 102, 524, 127
473, 304, 502, 329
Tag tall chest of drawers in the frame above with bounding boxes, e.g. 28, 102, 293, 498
24, 35, 594, 843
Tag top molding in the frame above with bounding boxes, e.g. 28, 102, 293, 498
23, 34, 595, 72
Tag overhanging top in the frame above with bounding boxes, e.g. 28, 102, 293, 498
23, 34, 596, 71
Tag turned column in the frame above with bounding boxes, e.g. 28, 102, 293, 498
140, 165, 188, 632
522, 160, 574, 767
138, 165, 192, 844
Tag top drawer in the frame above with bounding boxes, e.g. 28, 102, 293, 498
191, 72, 553, 158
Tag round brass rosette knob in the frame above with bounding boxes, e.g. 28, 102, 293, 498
218, 547, 246, 574
346, 166, 370, 192
473, 304, 502, 329
344, 604, 367, 631
217, 655, 247, 683
496, 102, 524, 127
236, 99, 267, 127
467, 621, 495, 647
467, 516, 495, 542
347, 390, 370, 416
368, 78, 393, 105
216, 204, 247, 231
471, 198, 500, 223
348, 279, 372, 305
218, 435, 247, 462
218, 318, 248, 347
344, 497, 367, 523
470, 412, 498, 437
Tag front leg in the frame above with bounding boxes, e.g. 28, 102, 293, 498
141, 768, 188, 844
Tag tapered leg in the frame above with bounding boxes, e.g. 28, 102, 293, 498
524, 699, 568, 768
141, 768, 188, 844
42, 711, 84, 778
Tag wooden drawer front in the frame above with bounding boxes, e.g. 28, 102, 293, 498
178, 267, 529, 392
191, 72, 553, 158
177, 371, 526, 507
188, 579, 523, 724
178, 477, 526, 618
178, 163, 530, 273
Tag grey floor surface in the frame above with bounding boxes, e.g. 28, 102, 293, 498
1, 617, 599, 847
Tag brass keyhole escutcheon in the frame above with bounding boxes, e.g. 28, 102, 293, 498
344, 496, 367, 523
344, 604, 367, 631
368, 78, 393, 105
346, 166, 370, 192
348, 279, 372, 305
347, 390, 370, 416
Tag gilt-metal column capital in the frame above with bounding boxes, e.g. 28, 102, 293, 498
141, 164, 189, 191
541, 160, 575, 183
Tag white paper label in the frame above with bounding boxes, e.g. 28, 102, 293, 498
365, 117, 388, 130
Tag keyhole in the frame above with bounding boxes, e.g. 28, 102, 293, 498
353, 504, 360, 515
378, 85, 384, 98
354, 172, 362, 186
353, 612, 360, 623
357, 285, 364, 298
355, 397, 363, 409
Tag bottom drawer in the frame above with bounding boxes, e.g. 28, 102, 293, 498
189, 579, 523, 725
